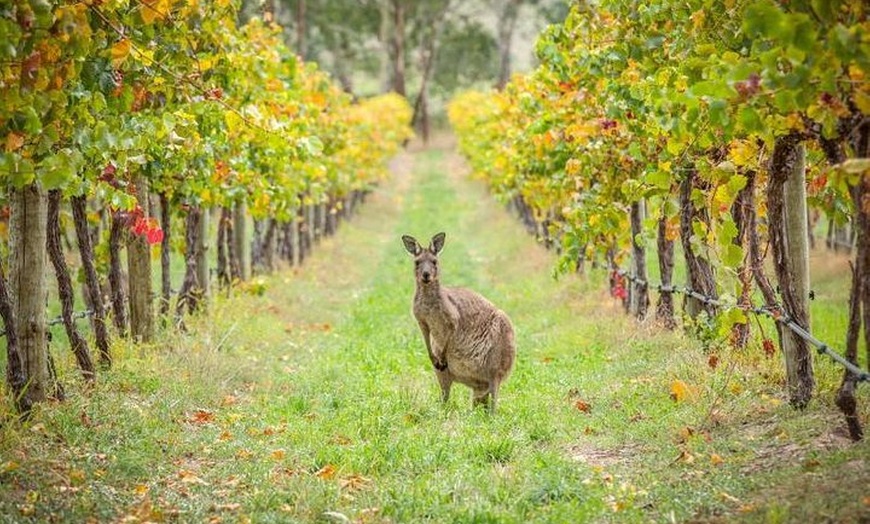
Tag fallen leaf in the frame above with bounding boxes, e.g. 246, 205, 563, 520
707, 354, 719, 369
677, 426, 695, 443
710, 453, 724, 466
574, 400, 592, 413
2, 461, 19, 473
331, 435, 352, 445
629, 412, 647, 423
236, 449, 253, 459
719, 492, 741, 504
339, 474, 371, 491
189, 409, 215, 424
179, 470, 208, 485
315, 464, 336, 479
218, 431, 233, 442
270, 449, 286, 461
134, 484, 149, 496
215, 503, 241, 511
69, 469, 86, 485
220, 395, 237, 406
674, 449, 695, 464
670, 380, 691, 402
80, 411, 93, 427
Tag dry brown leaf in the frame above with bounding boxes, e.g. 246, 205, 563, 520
220, 395, 237, 406
574, 400, 592, 413
179, 470, 208, 485
707, 354, 719, 369
339, 474, 371, 491
189, 409, 215, 424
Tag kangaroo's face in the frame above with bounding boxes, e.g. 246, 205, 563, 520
402, 232, 446, 286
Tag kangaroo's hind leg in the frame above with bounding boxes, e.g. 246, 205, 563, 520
436, 369, 453, 404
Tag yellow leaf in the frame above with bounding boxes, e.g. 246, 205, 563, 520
141, 0, 171, 24
669, 379, 691, 402
270, 449, 286, 461
729, 139, 758, 168
110, 38, 131, 66
315, 464, 336, 479
710, 453, 724, 466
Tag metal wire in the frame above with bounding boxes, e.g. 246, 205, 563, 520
615, 268, 870, 383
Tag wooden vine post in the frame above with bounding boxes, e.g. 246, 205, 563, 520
127, 175, 155, 342
8, 183, 49, 406
629, 199, 649, 319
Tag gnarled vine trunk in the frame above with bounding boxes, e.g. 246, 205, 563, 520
47, 190, 95, 382
109, 211, 128, 336
70, 195, 111, 366
679, 167, 718, 319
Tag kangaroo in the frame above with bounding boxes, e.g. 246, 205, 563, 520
402, 232, 516, 413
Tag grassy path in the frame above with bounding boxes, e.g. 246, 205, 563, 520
1, 144, 868, 523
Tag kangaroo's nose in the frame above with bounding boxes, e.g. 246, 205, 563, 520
422, 271, 431, 281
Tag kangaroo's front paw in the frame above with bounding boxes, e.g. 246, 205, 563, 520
434, 359, 448, 371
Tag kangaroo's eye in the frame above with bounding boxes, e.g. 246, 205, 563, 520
415, 260, 421, 267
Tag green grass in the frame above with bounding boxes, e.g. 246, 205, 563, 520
1, 146, 868, 523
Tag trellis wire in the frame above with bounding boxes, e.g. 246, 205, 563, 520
615, 268, 870, 383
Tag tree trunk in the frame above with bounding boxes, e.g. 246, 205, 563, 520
159, 192, 171, 318
390, 0, 406, 96
127, 175, 155, 343
252, 218, 264, 275
655, 213, 676, 329
263, 219, 278, 272
295, 0, 306, 58
767, 134, 814, 409
70, 195, 111, 366
679, 168, 718, 318
629, 200, 649, 320
496, 0, 521, 89
233, 200, 248, 281
176, 206, 202, 320
8, 183, 49, 406
108, 211, 128, 336
47, 190, 95, 382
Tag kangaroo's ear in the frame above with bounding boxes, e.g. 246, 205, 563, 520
430, 232, 446, 255
402, 235, 422, 255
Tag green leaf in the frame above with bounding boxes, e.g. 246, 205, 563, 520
721, 243, 744, 268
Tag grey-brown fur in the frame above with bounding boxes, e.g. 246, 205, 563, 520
402, 232, 516, 413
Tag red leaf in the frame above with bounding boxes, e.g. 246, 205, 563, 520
762, 338, 776, 358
